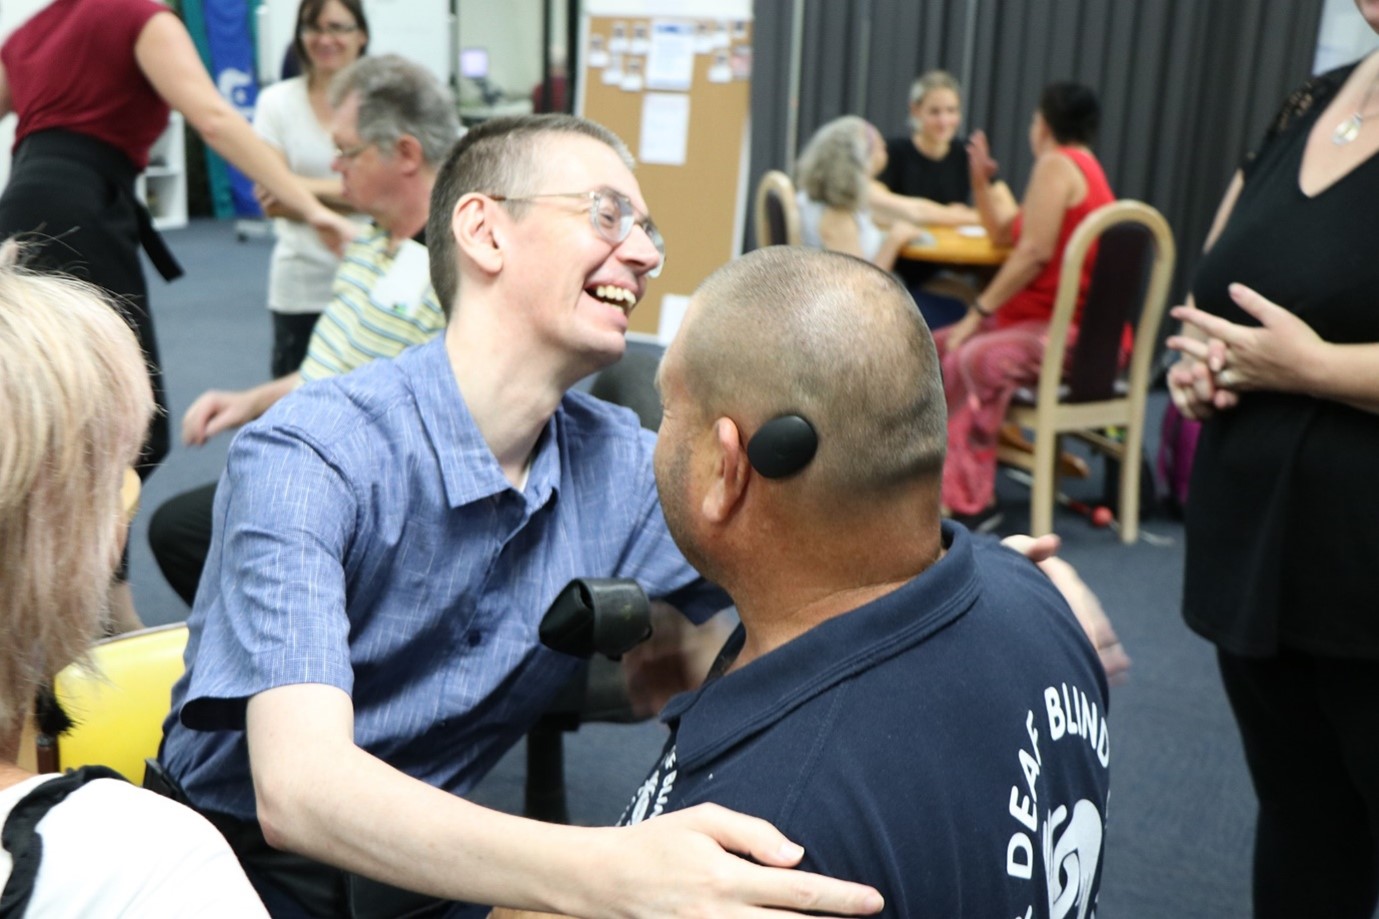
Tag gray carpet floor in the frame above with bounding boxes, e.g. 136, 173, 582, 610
131, 218, 1280, 918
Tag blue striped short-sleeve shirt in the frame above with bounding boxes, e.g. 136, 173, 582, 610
160, 337, 725, 821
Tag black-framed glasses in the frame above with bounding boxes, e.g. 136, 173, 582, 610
333, 140, 374, 161
488, 189, 665, 278
300, 23, 360, 37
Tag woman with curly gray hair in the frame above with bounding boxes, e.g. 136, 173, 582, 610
795, 116, 974, 274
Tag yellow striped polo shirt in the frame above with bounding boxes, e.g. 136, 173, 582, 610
298, 223, 446, 383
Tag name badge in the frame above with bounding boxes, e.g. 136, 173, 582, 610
372, 239, 431, 318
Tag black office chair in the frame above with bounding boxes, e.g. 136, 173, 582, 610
523, 350, 664, 823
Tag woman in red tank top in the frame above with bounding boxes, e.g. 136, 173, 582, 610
932, 83, 1115, 525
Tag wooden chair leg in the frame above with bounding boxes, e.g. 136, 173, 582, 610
1030, 431, 1058, 537
1120, 425, 1143, 545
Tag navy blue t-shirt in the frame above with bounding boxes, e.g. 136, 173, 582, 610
622, 523, 1110, 918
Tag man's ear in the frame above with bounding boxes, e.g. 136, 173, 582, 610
452, 193, 502, 276
702, 417, 750, 524
392, 134, 425, 175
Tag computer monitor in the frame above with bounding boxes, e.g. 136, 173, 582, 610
460, 47, 490, 80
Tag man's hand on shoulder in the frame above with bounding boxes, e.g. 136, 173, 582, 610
601, 804, 884, 917
1001, 534, 1131, 685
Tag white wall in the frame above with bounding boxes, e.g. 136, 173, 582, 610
257, 0, 454, 87
258, 0, 550, 106
1315, 0, 1379, 72
455, 0, 545, 104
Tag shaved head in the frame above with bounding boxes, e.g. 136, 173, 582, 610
676, 247, 946, 498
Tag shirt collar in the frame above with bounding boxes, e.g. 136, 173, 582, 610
664, 521, 976, 771
403, 338, 562, 510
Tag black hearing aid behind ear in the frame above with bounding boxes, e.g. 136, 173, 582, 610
747, 414, 818, 479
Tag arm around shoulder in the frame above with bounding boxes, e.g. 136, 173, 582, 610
246, 685, 885, 916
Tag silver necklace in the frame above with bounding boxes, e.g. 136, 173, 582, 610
1333, 70, 1379, 145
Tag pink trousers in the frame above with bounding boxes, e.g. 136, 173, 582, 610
933, 317, 1053, 515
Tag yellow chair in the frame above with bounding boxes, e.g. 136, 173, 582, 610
996, 200, 1176, 544
753, 170, 801, 246
35, 622, 189, 784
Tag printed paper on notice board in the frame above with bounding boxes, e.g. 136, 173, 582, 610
645, 20, 695, 91
639, 93, 690, 166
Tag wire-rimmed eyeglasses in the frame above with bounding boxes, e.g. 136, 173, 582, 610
333, 141, 374, 161
487, 189, 665, 279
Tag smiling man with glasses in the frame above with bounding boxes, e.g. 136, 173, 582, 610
156, 112, 885, 919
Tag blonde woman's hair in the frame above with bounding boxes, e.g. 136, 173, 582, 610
0, 266, 153, 737
794, 115, 871, 210
908, 69, 962, 107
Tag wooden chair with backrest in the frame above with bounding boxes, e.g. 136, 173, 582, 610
33, 622, 189, 785
996, 199, 1176, 543
753, 170, 801, 247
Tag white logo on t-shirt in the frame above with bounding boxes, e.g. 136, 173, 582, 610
1005, 681, 1109, 919
623, 747, 676, 825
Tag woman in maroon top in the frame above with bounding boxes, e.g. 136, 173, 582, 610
933, 82, 1115, 527
0, 0, 355, 631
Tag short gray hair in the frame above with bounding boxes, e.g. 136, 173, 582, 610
794, 116, 871, 210
682, 247, 946, 497
329, 54, 459, 166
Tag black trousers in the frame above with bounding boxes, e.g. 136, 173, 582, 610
1218, 647, 1379, 919
270, 311, 322, 379
148, 482, 217, 606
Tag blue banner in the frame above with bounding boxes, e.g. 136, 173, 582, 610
189, 0, 259, 218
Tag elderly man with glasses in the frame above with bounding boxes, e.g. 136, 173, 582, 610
146, 54, 456, 607
155, 112, 886, 919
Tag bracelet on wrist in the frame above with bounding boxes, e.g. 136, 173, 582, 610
973, 300, 994, 318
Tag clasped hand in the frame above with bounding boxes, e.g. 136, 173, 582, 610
1165, 282, 1323, 420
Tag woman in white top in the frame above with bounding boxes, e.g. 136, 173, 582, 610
254, 0, 368, 377
0, 265, 267, 916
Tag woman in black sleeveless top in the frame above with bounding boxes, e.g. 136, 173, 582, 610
1167, 11, 1379, 915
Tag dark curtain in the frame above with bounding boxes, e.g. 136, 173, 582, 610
748, 0, 1325, 311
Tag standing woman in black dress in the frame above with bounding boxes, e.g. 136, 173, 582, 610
0, 0, 355, 630
1167, 1, 1379, 913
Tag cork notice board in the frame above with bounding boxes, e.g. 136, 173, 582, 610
578, 0, 753, 342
